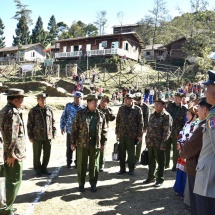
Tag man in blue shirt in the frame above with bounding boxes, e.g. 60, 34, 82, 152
60, 91, 85, 168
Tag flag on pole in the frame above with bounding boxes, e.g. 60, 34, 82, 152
43, 43, 52, 52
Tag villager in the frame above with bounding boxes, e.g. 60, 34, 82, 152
149, 87, 155, 105
194, 70, 215, 215
144, 88, 149, 102
165, 92, 187, 171
0, 88, 26, 215
115, 93, 143, 176
98, 95, 115, 171
143, 97, 172, 187
27, 93, 56, 176
60, 91, 85, 168
134, 93, 150, 164
180, 97, 211, 215
71, 94, 107, 193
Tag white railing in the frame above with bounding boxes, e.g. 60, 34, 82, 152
55, 48, 138, 61
0, 56, 17, 62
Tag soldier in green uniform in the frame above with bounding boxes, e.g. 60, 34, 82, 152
27, 93, 56, 176
71, 94, 107, 193
143, 98, 172, 187
0, 88, 26, 215
98, 95, 115, 172
134, 92, 150, 164
116, 93, 143, 175
165, 92, 187, 171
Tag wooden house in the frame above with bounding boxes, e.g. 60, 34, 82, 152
164, 37, 186, 60
143, 44, 167, 61
0, 43, 46, 62
55, 32, 144, 61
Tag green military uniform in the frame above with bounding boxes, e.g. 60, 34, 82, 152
98, 104, 115, 170
71, 102, 107, 190
135, 102, 150, 163
116, 95, 143, 175
0, 89, 26, 215
165, 98, 187, 169
145, 105, 172, 184
27, 94, 56, 175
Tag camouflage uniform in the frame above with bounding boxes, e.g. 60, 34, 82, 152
145, 109, 172, 183
71, 107, 107, 188
60, 102, 85, 167
0, 102, 26, 215
98, 104, 115, 170
27, 104, 56, 175
135, 103, 150, 162
116, 103, 143, 174
165, 102, 187, 169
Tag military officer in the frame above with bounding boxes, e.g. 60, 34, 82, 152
143, 98, 172, 187
71, 94, 107, 193
116, 93, 143, 175
193, 70, 215, 215
134, 92, 150, 164
27, 93, 56, 176
60, 91, 85, 168
98, 95, 115, 172
165, 92, 187, 171
0, 88, 26, 215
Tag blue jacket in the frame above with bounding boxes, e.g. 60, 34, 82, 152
60, 102, 86, 134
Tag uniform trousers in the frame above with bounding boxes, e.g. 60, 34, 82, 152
99, 148, 105, 170
33, 139, 51, 173
77, 144, 100, 187
165, 136, 178, 168
195, 194, 215, 215
66, 134, 77, 166
147, 146, 165, 183
135, 140, 142, 162
0, 161, 22, 215
119, 136, 135, 173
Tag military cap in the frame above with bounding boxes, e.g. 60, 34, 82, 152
154, 97, 166, 104
74, 91, 83, 97
188, 105, 198, 115
36, 93, 48, 98
0, 83, 8, 91
101, 95, 110, 102
174, 92, 184, 98
134, 92, 142, 100
83, 94, 98, 101
202, 70, 215, 85
4, 88, 27, 97
189, 93, 197, 100
124, 93, 134, 99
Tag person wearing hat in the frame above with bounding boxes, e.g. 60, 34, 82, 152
60, 91, 85, 169
98, 95, 115, 172
27, 93, 56, 176
133, 92, 150, 164
173, 105, 199, 197
165, 92, 187, 171
71, 94, 107, 193
0, 88, 26, 215
143, 97, 172, 187
115, 93, 143, 176
193, 70, 215, 215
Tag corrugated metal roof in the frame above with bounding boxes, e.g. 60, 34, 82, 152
0, 43, 42, 52
144, 44, 166, 50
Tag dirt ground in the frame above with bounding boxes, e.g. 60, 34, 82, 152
2, 96, 190, 215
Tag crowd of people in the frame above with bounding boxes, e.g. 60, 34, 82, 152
0, 70, 214, 215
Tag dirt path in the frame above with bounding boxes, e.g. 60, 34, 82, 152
11, 105, 190, 215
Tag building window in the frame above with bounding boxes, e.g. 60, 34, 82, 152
31, 52, 35, 57
124, 42, 129, 51
146, 51, 150, 56
101, 41, 107, 48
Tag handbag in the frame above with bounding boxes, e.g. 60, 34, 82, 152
112, 141, 119, 161
141, 148, 148, 166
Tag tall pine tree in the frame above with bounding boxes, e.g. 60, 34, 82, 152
0, 18, 5, 48
31, 16, 45, 44
47, 15, 58, 42
12, 0, 32, 46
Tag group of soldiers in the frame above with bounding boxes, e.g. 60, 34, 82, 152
1, 69, 215, 214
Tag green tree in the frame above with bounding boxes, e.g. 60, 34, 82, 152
0, 18, 5, 48
47, 15, 58, 42
31, 16, 45, 44
12, 0, 32, 46
84, 23, 98, 36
